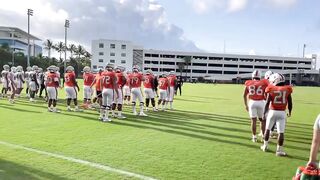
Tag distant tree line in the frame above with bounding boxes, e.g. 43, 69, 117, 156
0, 39, 91, 76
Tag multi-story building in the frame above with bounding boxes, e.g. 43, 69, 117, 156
0, 26, 42, 56
91, 39, 318, 83
91, 39, 134, 71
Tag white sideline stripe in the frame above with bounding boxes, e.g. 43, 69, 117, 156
0, 140, 157, 180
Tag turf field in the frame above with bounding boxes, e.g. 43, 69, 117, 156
0, 83, 319, 180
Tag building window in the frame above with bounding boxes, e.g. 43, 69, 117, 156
193, 63, 207, 67
192, 70, 206, 74
110, 44, 115, 49
93, 65, 97, 69
99, 52, 104, 56
121, 44, 126, 49
121, 60, 126, 64
121, 53, 126, 57
110, 52, 115, 56
99, 59, 104, 63
208, 70, 222, 74
110, 59, 115, 63
99, 43, 104, 48
208, 63, 222, 67
145, 61, 151, 64
224, 64, 238, 68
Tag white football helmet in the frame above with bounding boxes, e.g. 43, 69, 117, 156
32, 65, 39, 71
11, 66, 17, 73
169, 71, 175, 75
16, 66, 23, 72
264, 70, 273, 80
251, 70, 261, 79
66, 66, 74, 72
38, 68, 43, 73
47, 66, 56, 73
26, 66, 32, 72
106, 63, 114, 71
83, 66, 91, 73
145, 69, 153, 75
269, 73, 285, 85
132, 65, 140, 72
115, 66, 125, 72
3, 65, 10, 71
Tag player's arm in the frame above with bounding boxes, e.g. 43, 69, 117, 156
5, 74, 9, 88
20, 74, 25, 83
34, 74, 39, 89
72, 77, 80, 91
264, 94, 271, 117
309, 128, 320, 167
121, 75, 126, 88
287, 94, 292, 117
90, 78, 96, 88
243, 87, 249, 111
113, 76, 119, 97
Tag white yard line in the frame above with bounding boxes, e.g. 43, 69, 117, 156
0, 140, 157, 180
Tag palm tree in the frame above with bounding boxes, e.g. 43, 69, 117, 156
43, 39, 54, 58
183, 56, 192, 78
75, 45, 85, 59
68, 44, 77, 59
54, 41, 65, 62
177, 62, 185, 77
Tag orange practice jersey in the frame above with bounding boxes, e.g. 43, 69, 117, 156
265, 85, 293, 111
46, 73, 59, 87
129, 72, 143, 88
143, 74, 154, 89
167, 75, 177, 87
244, 79, 269, 101
64, 72, 76, 87
101, 71, 116, 89
95, 74, 102, 91
83, 72, 95, 86
159, 77, 169, 90
116, 72, 125, 88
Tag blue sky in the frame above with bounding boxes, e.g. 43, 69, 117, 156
157, 0, 320, 57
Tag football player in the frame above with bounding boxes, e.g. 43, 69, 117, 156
38, 68, 47, 99
143, 69, 157, 111
167, 71, 177, 110
29, 65, 39, 102
112, 66, 127, 119
64, 66, 81, 111
261, 73, 293, 156
1, 65, 10, 98
83, 66, 95, 108
25, 66, 32, 98
15, 66, 25, 98
129, 65, 147, 116
158, 73, 170, 111
100, 63, 118, 122
46, 66, 60, 112
123, 71, 131, 105
243, 70, 268, 142
308, 114, 320, 168
91, 68, 103, 108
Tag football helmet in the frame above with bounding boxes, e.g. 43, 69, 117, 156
132, 65, 140, 72
11, 66, 17, 73
83, 66, 91, 72
38, 68, 43, 73
106, 63, 114, 71
47, 66, 56, 73
264, 70, 273, 80
145, 69, 153, 75
16, 66, 23, 72
252, 70, 261, 79
26, 66, 32, 72
269, 73, 285, 85
3, 65, 10, 71
66, 66, 74, 72
115, 66, 125, 72
32, 65, 39, 71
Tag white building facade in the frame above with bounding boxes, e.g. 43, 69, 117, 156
91, 39, 317, 81
91, 39, 133, 71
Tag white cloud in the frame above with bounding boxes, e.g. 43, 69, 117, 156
228, 0, 248, 12
0, 0, 200, 53
249, 49, 256, 55
188, 0, 298, 14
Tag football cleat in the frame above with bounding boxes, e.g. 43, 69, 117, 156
260, 145, 268, 152
52, 108, 60, 113
117, 115, 126, 119
139, 112, 148, 117
74, 107, 83, 112
67, 107, 73, 112
102, 117, 112, 122
98, 116, 104, 121
48, 108, 53, 112
252, 137, 257, 143
276, 150, 287, 157
153, 107, 158, 112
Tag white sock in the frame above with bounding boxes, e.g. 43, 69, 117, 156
100, 109, 105, 117
170, 102, 173, 109
277, 145, 283, 151
140, 105, 144, 113
67, 106, 71, 109
133, 106, 136, 113
252, 135, 257, 139
105, 109, 109, 118
118, 111, 122, 116
264, 141, 269, 146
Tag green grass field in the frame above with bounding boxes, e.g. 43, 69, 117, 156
0, 83, 319, 180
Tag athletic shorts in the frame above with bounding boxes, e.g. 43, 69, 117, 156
123, 85, 130, 96
102, 88, 114, 107
113, 89, 123, 104
248, 100, 265, 118
144, 88, 155, 99
47, 87, 58, 100
16, 80, 24, 89
266, 110, 286, 133
167, 86, 175, 101
131, 88, 143, 103
29, 81, 37, 91
159, 89, 167, 101
83, 85, 92, 99
65, 86, 77, 99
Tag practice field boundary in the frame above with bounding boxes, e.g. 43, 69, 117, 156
0, 140, 157, 180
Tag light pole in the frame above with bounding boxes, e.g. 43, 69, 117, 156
27, 9, 33, 67
64, 19, 70, 73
